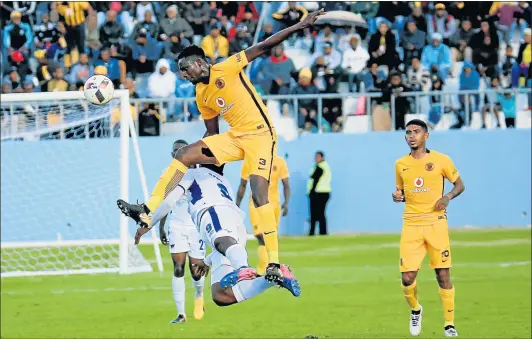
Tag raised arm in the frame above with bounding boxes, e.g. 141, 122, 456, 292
244, 9, 325, 63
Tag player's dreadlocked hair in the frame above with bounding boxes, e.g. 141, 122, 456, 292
173, 139, 188, 146
177, 45, 206, 62
406, 119, 428, 131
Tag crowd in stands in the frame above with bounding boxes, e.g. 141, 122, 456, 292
1, 1, 531, 136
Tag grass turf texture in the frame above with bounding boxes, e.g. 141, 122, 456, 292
2, 228, 531, 338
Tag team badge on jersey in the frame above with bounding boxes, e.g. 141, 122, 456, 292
215, 78, 225, 89
425, 163, 435, 171
215, 97, 226, 108
414, 177, 424, 188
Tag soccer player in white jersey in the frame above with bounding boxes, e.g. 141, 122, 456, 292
159, 140, 206, 324
132, 163, 301, 305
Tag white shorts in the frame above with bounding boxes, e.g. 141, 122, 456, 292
168, 221, 205, 259
199, 206, 248, 286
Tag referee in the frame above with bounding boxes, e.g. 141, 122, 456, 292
307, 151, 332, 236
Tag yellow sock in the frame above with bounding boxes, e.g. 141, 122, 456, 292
256, 245, 268, 276
256, 203, 279, 263
402, 280, 421, 311
146, 159, 188, 212
439, 287, 455, 327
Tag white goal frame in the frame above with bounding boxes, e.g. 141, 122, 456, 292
1, 90, 164, 277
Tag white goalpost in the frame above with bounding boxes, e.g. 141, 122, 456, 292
1, 90, 164, 277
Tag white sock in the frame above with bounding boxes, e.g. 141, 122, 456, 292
192, 276, 204, 298
225, 244, 249, 269
172, 276, 185, 316
231, 277, 275, 303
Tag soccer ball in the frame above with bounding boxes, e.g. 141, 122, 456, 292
84, 75, 115, 105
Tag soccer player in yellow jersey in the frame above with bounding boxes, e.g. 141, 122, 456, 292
236, 155, 291, 276
118, 9, 325, 287
393, 119, 465, 337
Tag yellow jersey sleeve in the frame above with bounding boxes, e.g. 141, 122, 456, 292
241, 161, 251, 181
441, 156, 460, 183
81, 2, 91, 10
278, 157, 290, 179
395, 161, 404, 190
217, 51, 249, 74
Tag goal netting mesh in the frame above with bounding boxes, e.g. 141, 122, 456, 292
1, 91, 159, 277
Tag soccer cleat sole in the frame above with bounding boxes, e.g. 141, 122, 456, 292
116, 199, 132, 217
264, 266, 283, 284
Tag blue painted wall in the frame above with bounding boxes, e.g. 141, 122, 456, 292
2, 129, 530, 242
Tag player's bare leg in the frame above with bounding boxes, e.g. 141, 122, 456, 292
170, 253, 188, 324
215, 236, 257, 288
435, 268, 458, 337
188, 257, 205, 320
117, 141, 217, 225
402, 271, 423, 336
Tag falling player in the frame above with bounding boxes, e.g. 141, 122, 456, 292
393, 119, 465, 337
236, 154, 290, 276
117, 9, 325, 285
134, 163, 300, 305
158, 140, 206, 324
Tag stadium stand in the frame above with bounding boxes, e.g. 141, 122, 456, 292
1, 1, 531, 136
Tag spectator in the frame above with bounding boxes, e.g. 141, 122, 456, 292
421, 33, 452, 81
350, 2, 379, 37
401, 19, 426, 67
47, 67, 68, 92
201, 24, 229, 63
272, 2, 308, 29
446, 2, 479, 28
85, 12, 102, 57
341, 34, 370, 92
290, 68, 320, 129
311, 42, 342, 73
34, 50, 52, 92
185, 1, 210, 45
3, 11, 33, 58
138, 103, 162, 136
235, 2, 259, 24
495, 90, 517, 128
229, 24, 253, 55
481, 76, 503, 128
3, 67, 24, 93
514, 2, 532, 42
490, 1, 522, 43
217, 1, 239, 21
56, 2, 91, 67
148, 59, 176, 98
160, 5, 194, 41
427, 75, 448, 127
124, 77, 139, 99
258, 22, 274, 43
368, 21, 400, 71
407, 57, 431, 92
375, 1, 411, 38
307, 151, 332, 236
314, 24, 338, 52
219, 15, 234, 40
459, 61, 481, 114
175, 72, 199, 121
449, 18, 475, 63
512, 28, 531, 88
363, 62, 388, 90
473, 35, 499, 79
135, 1, 157, 23
427, 3, 456, 46
132, 10, 159, 40
501, 45, 517, 85
33, 12, 62, 50
407, 5, 427, 34
381, 71, 411, 130
236, 7, 257, 36
258, 44, 295, 95
470, 18, 499, 50
164, 33, 191, 61
12, 1, 37, 24
68, 53, 93, 88
8, 50, 31, 79
94, 47, 121, 87
99, 10, 123, 48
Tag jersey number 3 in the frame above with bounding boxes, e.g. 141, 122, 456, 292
217, 183, 233, 201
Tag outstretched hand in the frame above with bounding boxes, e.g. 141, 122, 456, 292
298, 8, 325, 30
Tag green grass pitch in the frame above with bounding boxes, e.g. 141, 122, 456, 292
2, 228, 530, 338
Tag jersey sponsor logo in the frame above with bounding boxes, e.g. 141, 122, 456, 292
215, 97, 226, 107
411, 177, 429, 193
219, 102, 234, 115
215, 78, 225, 89
425, 162, 434, 171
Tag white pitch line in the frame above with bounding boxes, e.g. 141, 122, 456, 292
3, 261, 530, 296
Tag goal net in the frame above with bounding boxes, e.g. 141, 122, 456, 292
1, 90, 163, 277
